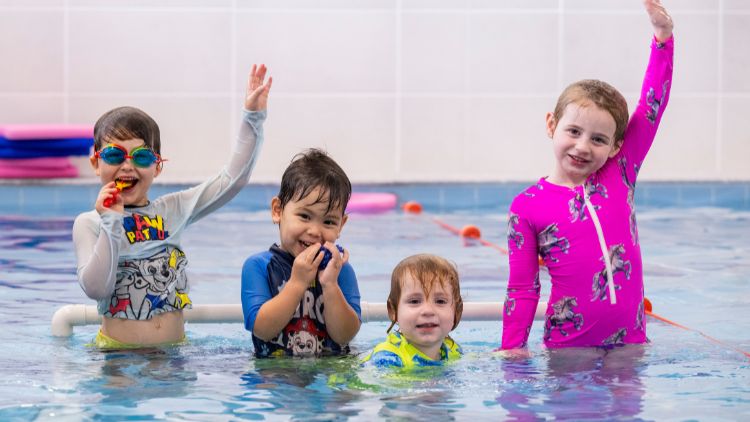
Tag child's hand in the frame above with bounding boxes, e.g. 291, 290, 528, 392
644, 0, 673, 42
318, 242, 348, 290
95, 181, 124, 215
493, 348, 532, 360
244, 64, 273, 111
290, 243, 325, 288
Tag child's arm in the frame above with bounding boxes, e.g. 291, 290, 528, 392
245, 244, 324, 341
318, 243, 362, 345
164, 65, 273, 224
72, 186, 130, 300
73, 212, 123, 299
501, 204, 541, 350
618, 0, 674, 169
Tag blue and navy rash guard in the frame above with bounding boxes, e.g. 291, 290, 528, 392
241, 244, 361, 358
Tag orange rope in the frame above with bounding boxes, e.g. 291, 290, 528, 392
432, 216, 541, 264
646, 310, 750, 359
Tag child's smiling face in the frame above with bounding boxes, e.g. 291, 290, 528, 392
91, 138, 161, 207
547, 102, 621, 187
393, 272, 456, 360
272, 187, 347, 257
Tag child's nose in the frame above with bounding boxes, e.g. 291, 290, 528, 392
119, 158, 136, 170
306, 223, 322, 238
420, 303, 436, 315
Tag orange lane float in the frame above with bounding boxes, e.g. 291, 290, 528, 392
402, 200, 423, 214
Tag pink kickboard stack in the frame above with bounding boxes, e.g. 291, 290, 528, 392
0, 124, 94, 179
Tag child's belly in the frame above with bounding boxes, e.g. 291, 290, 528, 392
102, 310, 185, 345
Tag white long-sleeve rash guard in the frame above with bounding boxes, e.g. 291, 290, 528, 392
72, 110, 265, 319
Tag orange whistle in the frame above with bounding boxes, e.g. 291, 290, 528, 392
103, 181, 132, 208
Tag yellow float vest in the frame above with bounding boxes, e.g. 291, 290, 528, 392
362, 331, 462, 370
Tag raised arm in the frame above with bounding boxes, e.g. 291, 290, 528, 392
619, 0, 674, 168
169, 65, 273, 225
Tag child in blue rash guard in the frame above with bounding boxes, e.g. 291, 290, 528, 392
73, 65, 272, 348
241, 149, 361, 358
363, 254, 463, 369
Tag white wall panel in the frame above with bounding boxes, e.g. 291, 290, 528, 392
0, 0, 747, 182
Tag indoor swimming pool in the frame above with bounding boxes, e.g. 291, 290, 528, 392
0, 182, 748, 420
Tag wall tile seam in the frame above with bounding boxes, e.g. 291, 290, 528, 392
7, 7, 750, 14
4, 93, 749, 98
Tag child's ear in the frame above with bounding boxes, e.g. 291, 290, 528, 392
338, 213, 348, 233
153, 162, 163, 178
89, 155, 100, 176
270, 197, 282, 224
609, 139, 624, 158
387, 303, 396, 322
386, 300, 397, 333
545, 112, 557, 138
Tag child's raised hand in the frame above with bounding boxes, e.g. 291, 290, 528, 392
244, 64, 272, 111
318, 242, 348, 290
290, 243, 325, 288
644, 0, 673, 42
95, 181, 124, 214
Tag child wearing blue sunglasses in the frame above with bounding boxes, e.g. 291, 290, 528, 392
72, 64, 272, 349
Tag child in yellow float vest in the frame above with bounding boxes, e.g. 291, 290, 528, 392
362, 254, 463, 369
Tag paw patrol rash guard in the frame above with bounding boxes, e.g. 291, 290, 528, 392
502, 37, 673, 349
241, 244, 361, 358
73, 110, 266, 321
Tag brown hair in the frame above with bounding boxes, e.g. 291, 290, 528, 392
277, 148, 352, 216
93, 106, 161, 154
553, 79, 629, 146
386, 254, 463, 333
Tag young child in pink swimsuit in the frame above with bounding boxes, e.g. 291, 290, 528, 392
501, 0, 674, 350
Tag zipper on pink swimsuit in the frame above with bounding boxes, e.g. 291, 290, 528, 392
583, 189, 617, 305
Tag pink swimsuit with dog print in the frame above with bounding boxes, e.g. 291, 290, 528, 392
502, 37, 673, 349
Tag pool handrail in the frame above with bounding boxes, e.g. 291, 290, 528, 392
50, 301, 548, 337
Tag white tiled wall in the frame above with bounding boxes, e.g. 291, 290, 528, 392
1, 0, 748, 182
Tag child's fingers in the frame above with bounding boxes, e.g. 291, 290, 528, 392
311, 245, 325, 265
247, 65, 257, 91
341, 247, 349, 264
300, 243, 320, 263
256, 64, 267, 84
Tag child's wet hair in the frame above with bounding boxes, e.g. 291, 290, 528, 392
554, 79, 629, 145
386, 254, 463, 333
93, 106, 161, 154
277, 148, 352, 215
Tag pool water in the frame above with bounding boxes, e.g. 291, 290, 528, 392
1, 183, 749, 420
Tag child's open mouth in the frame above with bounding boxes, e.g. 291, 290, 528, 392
416, 323, 438, 329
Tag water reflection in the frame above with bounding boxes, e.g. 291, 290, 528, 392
496, 345, 647, 421
79, 347, 196, 408
239, 356, 366, 420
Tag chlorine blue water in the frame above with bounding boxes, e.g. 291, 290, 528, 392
0, 183, 748, 420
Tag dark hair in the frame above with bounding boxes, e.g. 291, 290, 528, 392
386, 254, 463, 333
277, 148, 352, 215
93, 106, 161, 154
554, 79, 629, 145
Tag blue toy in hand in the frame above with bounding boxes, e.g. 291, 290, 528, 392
318, 245, 345, 270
